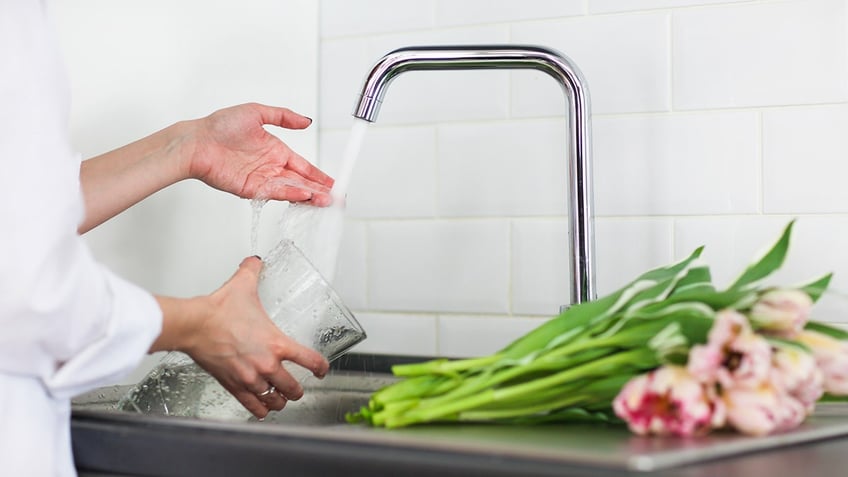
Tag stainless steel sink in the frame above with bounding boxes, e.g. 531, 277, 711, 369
73, 369, 397, 426
71, 355, 848, 477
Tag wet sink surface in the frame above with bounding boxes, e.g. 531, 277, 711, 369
73, 369, 848, 473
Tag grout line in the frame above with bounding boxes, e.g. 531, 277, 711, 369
757, 111, 765, 215
319, 101, 848, 133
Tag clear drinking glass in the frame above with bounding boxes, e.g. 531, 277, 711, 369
118, 239, 366, 420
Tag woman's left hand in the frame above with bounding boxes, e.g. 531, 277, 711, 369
187, 103, 334, 206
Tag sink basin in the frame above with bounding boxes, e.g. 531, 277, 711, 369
71, 354, 848, 476
73, 369, 397, 426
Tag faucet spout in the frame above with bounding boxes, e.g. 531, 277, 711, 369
352, 45, 596, 307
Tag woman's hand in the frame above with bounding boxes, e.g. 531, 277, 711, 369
78, 102, 334, 233
187, 103, 334, 206
152, 256, 330, 418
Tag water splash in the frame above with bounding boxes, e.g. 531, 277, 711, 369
266, 119, 370, 282
249, 198, 268, 256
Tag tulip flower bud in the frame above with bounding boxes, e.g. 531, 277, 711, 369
750, 289, 813, 338
771, 343, 824, 412
798, 330, 848, 395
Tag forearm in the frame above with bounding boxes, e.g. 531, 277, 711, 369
77, 120, 197, 234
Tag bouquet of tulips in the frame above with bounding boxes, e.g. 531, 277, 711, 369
347, 221, 848, 437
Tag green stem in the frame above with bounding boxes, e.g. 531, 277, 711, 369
385, 349, 655, 428
411, 347, 614, 411
391, 354, 502, 377
459, 393, 590, 421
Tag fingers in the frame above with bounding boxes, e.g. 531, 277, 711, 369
266, 367, 305, 402
231, 388, 271, 419
285, 153, 335, 189
253, 103, 312, 130
256, 175, 333, 207
274, 337, 330, 379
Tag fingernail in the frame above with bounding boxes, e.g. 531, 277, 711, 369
253, 255, 262, 260
305, 117, 313, 125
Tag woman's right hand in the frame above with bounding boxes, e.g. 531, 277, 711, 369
151, 256, 329, 418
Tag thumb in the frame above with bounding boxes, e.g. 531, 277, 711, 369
236, 255, 262, 280
254, 103, 312, 130
234, 255, 264, 287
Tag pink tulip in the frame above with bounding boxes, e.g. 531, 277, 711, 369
750, 289, 813, 338
707, 309, 751, 344
613, 366, 723, 437
771, 343, 824, 412
687, 310, 772, 389
722, 381, 806, 435
797, 330, 848, 395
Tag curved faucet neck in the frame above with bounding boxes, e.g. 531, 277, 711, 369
352, 45, 596, 307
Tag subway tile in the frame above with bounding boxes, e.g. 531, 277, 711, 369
437, 119, 568, 217
595, 218, 674, 295
319, 38, 372, 130
352, 312, 438, 356
436, 0, 583, 27
368, 220, 510, 313
511, 13, 670, 115
511, 219, 571, 316
763, 105, 848, 214
438, 315, 549, 357
320, 0, 435, 37
320, 126, 438, 218
593, 112, 759, 216
673, 0, 848, 109
674, 216, 848, 325
590, 0, 750, 14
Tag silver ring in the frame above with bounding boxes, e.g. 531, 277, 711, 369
257, 385, 276, 397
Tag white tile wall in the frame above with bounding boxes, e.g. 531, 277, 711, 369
590, 0, 751, 14
367, 220, 511, 313
511, 218, 571, 316
320, 0, 848, 358
435, 1, 583, 27
763, 104, 848, 214
353, 313, 439, 356
511, 12, 671, 115
437, 315, 550, 357
438, 119, 568, 216
673, 0, 848, 109
593, 111, 760, 216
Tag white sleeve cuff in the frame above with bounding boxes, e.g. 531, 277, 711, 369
44, 267, 162, 400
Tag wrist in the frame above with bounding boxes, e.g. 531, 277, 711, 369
165, 119, 201, 182
150, 295, 211, 354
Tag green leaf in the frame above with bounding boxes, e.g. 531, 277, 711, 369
798, 273, 833, 303
728, 220, 794, 290
517, 244, 707, 358
805, 321, 848, 341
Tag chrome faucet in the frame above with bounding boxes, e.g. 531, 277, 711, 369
352, 45, 596, 307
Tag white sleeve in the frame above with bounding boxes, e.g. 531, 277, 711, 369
0, 1, 162, 398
